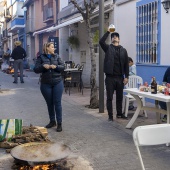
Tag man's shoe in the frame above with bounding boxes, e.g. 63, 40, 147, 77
128, 105, 134, 110
56, 123, 62, 132
13, 81, 17, 84
108, 118, 113, 121
108, 115, 113, 121
116, 114, 128, 119
45, 121, 56, 128
162, 115, 167, 122
21, 81, 24, 83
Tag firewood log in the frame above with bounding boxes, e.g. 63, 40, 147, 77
0, 141, 19, 149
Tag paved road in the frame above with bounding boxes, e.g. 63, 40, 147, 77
0, 70, 170, 170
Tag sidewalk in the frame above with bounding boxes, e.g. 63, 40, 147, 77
0, 70, 170, 170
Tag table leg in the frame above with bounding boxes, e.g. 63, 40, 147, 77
126, 94, 142, 129
166, 102, 170, 124
155, 100, 161, 124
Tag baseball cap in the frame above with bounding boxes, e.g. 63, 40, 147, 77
111, 32, 119, 39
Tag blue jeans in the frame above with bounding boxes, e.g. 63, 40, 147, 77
40, 81, 64, 123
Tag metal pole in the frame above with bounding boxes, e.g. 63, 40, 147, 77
99, 0, 104, 113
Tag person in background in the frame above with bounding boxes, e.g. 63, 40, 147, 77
128, 57, 136, 110
99, 28, 129, 121
0, 48, 4, 58
11, 41, 26, 84
159, 66, 170, 122
34, 42, 65, 132
3, 47, 11, 64
129, 57, 136, 76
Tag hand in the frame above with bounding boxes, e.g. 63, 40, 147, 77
123, 78, 128, 85
50, 64, 57, 69
43, 64, 50, 69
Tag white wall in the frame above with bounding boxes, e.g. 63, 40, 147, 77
114, 0, 136, 63
161, 5, 170, 65
59, 27, 69, 61
60, 0, 68, 10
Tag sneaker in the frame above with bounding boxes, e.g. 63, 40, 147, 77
13, 81, 18, 84
162, 115, 167, 122
116, 113, 128, 119
56, 123, 62, 132
128, 105, 134, 110
21, 81, 24, 83
108, 117, 113, 121
108, 115, 113, 121
45, 121, 56, 128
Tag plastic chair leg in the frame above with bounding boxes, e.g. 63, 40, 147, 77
125, 97, 130, 117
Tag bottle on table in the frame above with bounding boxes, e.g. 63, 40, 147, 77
151, 77, 157, 94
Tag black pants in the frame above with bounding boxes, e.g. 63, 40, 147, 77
105, 76, 124, 116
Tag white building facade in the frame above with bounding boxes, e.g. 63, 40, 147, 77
55, 0, 170, 87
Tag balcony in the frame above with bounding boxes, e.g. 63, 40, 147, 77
43, 2, 54, 23
26, 19, 34, 33
10, 18, 25, 32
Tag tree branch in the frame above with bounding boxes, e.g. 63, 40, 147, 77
89, 0, 96, 13
70, 0, 86, 18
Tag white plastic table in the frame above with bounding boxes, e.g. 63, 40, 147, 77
124, 88, 170, 128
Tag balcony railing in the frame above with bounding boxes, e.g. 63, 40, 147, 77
43, 2, 54, 23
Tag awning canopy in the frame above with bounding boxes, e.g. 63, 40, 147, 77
46, 16, 83, 32
33, 26, 55, 36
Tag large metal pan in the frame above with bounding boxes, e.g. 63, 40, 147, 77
10, 142, 71, 165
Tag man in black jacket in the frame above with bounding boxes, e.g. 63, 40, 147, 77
11, 41, 27, 84
99, 29, 129, 121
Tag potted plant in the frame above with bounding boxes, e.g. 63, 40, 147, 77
67, 35, 80, 49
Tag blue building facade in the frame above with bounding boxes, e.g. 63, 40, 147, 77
136, 0, 168, 86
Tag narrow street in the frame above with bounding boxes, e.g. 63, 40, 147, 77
0, 71, 170, 170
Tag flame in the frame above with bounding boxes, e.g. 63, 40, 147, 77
20, 164, 55, 170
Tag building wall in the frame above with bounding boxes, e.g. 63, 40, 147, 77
114, 0, 136, 63
59, 27, 69, 61
161, 4, 170, 65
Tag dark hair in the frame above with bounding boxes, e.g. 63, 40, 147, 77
111, 32, 119, 39
128, 57, 133, 62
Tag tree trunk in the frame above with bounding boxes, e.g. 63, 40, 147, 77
86, 18, 99, 109
70, 0, 99, 108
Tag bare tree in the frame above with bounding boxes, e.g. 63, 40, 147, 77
70, 0, 99, 109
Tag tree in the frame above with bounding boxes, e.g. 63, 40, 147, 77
70, 0, 99, 109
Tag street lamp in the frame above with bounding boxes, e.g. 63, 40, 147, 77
162, 0, 170, 13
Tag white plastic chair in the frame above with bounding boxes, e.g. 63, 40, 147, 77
124, 75, 147, 117
133, 124, 170, 170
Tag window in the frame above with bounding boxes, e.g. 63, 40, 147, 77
136, 1, 158, 64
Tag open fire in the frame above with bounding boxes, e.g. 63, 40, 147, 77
13, 159, 71, 170
18, 163, 70, 170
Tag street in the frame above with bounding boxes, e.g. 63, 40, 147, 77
0, 70, 170, 170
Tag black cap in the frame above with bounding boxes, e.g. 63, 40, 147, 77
111, 32, 119, 39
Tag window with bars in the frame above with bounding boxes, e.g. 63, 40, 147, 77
136, 1, 158, 64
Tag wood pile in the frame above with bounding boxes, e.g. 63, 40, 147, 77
0, 124, 50, 153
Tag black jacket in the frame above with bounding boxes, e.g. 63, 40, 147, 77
99, 31, 129, 78
11, 46, 27, 60
34, 54, 65, 84
163, 67, 170, 83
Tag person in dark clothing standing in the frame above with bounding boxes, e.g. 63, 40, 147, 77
99, 29, 129, 121
34, 42, 65, 132
11, 41, 26, 84
159, 67, 170, 122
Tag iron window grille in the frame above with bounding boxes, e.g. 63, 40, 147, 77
136, 1, 158, 64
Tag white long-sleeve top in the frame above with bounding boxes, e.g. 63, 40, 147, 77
129, 64, 136, 76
